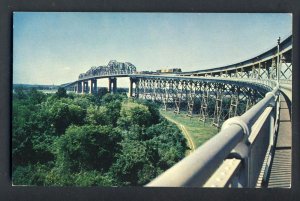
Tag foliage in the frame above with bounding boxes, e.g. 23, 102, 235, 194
117, 101, 152, 129
97, 87, 108, 98
55, 87, 67, 99
160, 110, 218, 148
55, 125, 121, 172
12, 163, 51, 186
12, 88, 188, 186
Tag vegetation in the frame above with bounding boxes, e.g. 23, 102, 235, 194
12, 88, 188, 186
160, 110, 218, 149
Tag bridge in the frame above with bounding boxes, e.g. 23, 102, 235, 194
61, 35, 292, 188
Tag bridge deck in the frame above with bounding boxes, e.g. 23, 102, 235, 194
267, 96, 291, 188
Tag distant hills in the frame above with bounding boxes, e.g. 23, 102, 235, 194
13, 84, 59, 90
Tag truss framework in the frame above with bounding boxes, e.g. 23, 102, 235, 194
134, 78, 264, 128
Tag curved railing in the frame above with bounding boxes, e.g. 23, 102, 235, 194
146, 80, 280, 187
145, 35, 292, 187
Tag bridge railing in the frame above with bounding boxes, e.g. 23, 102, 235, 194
146, 82, 280, 187
204, 95, 279, 187
228, 78, 278, 89
176, 75, 277, 88
77, 73, 137, 81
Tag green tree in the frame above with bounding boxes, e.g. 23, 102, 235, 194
12, 90, 188, 187
135, 99, 160, 125
54, 125, 122, 172
55, 87, 67, 99
12, 163, 51, 186
73, 170, 117, 187
12, 93, 55, 167
86, 105, 111, 125
98, 87, 108, 97
111, 139, 151, 185
14, 87, 27, 100
117, 101, 152, 129
28, 88, 47, 105
48, 101, 86, 134
145, 120, 187, 170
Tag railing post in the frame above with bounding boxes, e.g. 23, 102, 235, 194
269, 108, 275, 146
277, 37, 281, 82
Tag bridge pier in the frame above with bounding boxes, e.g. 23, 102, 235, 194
129, 77, 139, 97
129, 77, 134, 97
108, 77, 117, 94
90, 79, 98, 94
77, 81, 83, 93
83, 81, 89, 94
74, 85, 77, 93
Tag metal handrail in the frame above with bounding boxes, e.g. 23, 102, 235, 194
146, 82, 279, 187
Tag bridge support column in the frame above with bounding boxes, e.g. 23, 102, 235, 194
83, 81, 89, 94
135, 79, 140, 98
90, 79, 97, 94
77, 81, 83, 93
88, 80, 92, 94
114, 78, 117, 93
108, 77, 117, 94
129, 77, 134, 97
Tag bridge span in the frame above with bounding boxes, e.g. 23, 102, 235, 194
61, 35, 292, 188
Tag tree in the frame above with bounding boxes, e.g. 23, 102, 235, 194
54, 125, 122, 172
117, 101, 152, 129
48, 101, 86, 134
145, 120, 187, 170
12, 93, 56, 168
14, 87, 27, 100
12, 90, 188, 187
135, 99, 161, 125
111, 139, 150, 185
73, 170, 117, 187
56, 87, 67, 99
86, 105, 111, 125
28, 88, 47, 105
98, 87, 108, 97
12, 163, 51, 186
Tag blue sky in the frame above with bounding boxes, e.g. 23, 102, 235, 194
13, 12, 292, 85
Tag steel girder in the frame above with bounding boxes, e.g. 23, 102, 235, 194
134, 76, 264, 128
78, 60, 136, 80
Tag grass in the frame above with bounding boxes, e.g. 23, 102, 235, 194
160, 110, 219, 150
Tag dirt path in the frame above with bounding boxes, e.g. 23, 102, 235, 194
161, 114, 196, 153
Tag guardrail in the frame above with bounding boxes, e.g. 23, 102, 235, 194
146, 80, 280, 187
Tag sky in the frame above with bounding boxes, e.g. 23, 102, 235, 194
13, 12, 292, 85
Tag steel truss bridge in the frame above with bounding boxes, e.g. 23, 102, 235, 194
62, 35, 292, 188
